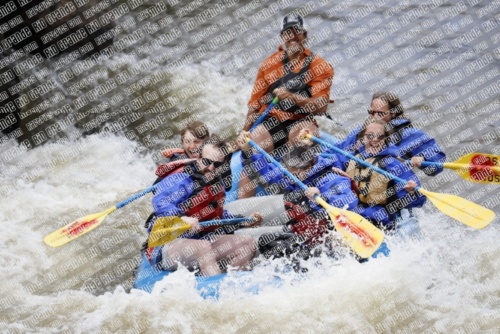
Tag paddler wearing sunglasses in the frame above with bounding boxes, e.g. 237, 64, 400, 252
302, 121, 427, 231
339, 92, 446, 176
142, 121, 211, 232
146, 135, 263, 277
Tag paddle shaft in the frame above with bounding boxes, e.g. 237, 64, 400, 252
320, 153, 500, 176
247, 140, 386, 258
311, 137, 413, 188
178, 217, 255, 239
249, 97, 279, 131
227, 97, 279, 200
248, 140, 315, 195
199, 217, 255, 227
421, 161, 443, 168
420, 161, 500, 173
116, 184, 161, 209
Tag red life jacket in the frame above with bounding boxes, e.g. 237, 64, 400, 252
284, 200, 328, 247
179, 175, 226, 236
155, 158, 195, 177
183, 182, 225, 222
162, 148, 186, 159
145, 178, 226, 263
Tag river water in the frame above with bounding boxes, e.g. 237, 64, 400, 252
1, 0, 499, 333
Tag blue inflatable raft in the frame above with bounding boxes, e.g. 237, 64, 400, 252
133, 253, 282, 299
132, 131, 418, 298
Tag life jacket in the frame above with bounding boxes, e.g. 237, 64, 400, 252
177, 171, 227, 238
145, 173, 226, 265
345, 155, 392, 206
266, 52, 316, 119
162, 148, 186, 159
283, 192, 329, 247
155, 158, 196, 177
389, 120, 414, 159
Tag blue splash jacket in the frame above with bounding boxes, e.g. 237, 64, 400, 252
333, 144, 427, 229
339, 118, 446, 176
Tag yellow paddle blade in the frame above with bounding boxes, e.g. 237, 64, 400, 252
418, 188, 495, 229
147, 217, 191, 248
449, 153, 500, 185
315, 197, 384, 258
44, 207, 116, 247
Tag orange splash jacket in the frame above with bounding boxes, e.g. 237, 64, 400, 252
248, 46, 334, 122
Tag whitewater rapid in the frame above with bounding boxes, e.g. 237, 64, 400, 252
1, 0, 500, 332
1, 132, 499, 333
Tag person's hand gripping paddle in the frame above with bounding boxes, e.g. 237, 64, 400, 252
246, 137, 385, 259
308, 134, 495, 229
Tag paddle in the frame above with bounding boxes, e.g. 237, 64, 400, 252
250, 96, 279, 131
320, 152, 500, 185
44, 184, 162, 247
228, 97, 280, 201
419, 153, 500, 184
147, 217, 256, 248
246, 138, 384, 259
45, 97, 281, 247
309, 135, 495, 229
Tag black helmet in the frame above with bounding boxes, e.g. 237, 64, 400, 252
281, 15, 306, 34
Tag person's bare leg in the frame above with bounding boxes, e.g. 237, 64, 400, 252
210, 235, 257, 271
161, 238, 221, 276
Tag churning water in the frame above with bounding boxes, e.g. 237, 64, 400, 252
1, 0, 499, 332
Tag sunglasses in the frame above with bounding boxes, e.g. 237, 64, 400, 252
200, 158, 224, 169
281, 28, 305, 38
364, 133, 386, 140
367, 109, 390, 116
